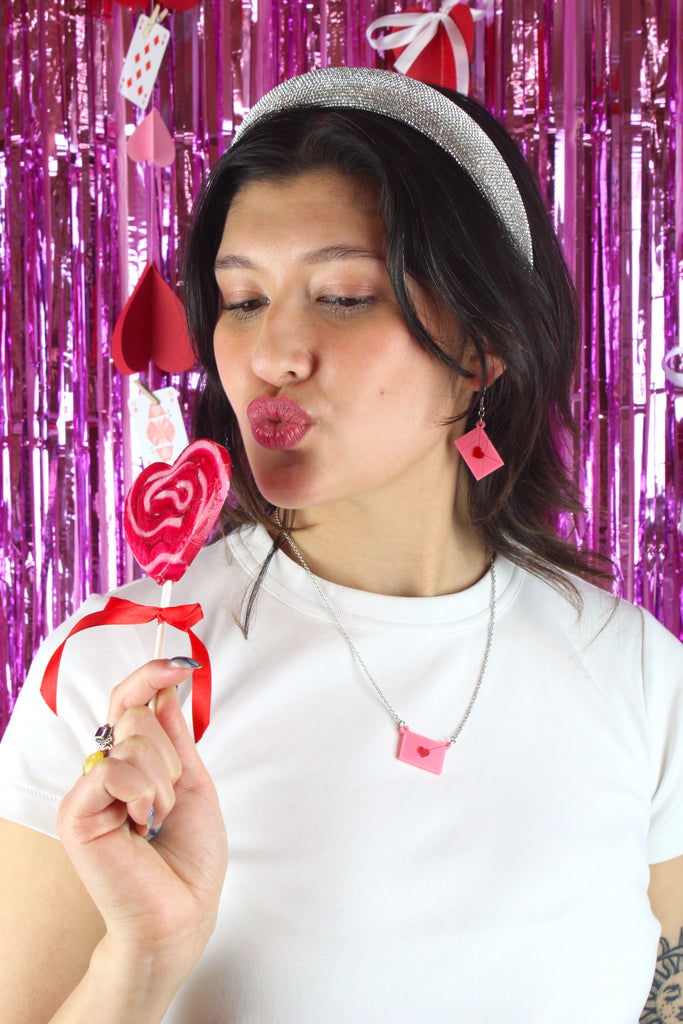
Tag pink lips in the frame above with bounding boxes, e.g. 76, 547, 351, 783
246, 395, 315, 451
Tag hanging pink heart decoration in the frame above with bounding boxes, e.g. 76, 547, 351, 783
127, 108, 176, 166
112, 261, 196, 374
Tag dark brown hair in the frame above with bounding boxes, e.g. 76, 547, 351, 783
182, 88, 614, 602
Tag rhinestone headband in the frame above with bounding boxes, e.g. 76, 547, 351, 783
234, 67, 533, 267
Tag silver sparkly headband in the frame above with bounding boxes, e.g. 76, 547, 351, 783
234, 67, 533, 267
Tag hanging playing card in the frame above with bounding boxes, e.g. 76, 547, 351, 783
128, 385, 189, 466
119, 15, 171, 110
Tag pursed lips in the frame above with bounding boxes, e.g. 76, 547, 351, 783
246, 395, 315, 450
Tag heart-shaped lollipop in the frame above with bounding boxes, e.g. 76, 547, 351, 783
125, 439, 231, 584
41, 438, 230, 740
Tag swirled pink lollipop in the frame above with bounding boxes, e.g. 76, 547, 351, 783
125, 438, 231, 674
125, 439, 231, 585
39, 439, 231, 747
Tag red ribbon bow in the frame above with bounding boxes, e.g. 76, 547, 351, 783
40, 597, 212, 742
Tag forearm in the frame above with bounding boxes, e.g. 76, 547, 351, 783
641, 856, 683, 1020
639, 927, 683, 1022
49, 935, 185, 1024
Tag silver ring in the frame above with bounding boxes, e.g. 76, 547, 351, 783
94, 723, 114, 750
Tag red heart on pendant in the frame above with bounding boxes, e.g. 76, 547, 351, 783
417, 746, 431, 758
124, 439, 231, 584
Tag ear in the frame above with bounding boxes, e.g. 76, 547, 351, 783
459, 347, 506, 392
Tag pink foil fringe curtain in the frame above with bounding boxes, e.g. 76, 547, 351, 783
0, 0, 681, 735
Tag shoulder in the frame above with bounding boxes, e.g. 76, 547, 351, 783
499, 554, 683, 701
506, 554, 674, 647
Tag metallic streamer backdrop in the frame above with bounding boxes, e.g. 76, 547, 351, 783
0, 0, 681, 736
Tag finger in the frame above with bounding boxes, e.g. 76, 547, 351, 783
153, 691, 210, 794
107, 658, 199, 724
107, 734, 178, 825
112, 704, 182, 785
60, 757, 156, 846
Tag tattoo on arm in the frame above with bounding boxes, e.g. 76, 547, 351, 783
640, 929, 683, 1022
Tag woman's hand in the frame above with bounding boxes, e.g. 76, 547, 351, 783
56, 660, 228, 992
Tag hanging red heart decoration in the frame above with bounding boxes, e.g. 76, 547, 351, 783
112, 261, 196, 374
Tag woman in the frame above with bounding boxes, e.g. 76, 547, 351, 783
0, 67, 681, 1023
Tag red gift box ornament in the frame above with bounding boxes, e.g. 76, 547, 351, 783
367, 0, 494, 94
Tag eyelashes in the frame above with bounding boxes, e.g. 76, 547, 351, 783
317, 295, 376, 314
219, 294, 377, 322
220, 298, 266, 320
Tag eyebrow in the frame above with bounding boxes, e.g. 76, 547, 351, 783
214, 245, 383, 272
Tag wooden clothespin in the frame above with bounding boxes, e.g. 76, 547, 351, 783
134, 377, 161, 405
143, 3, 169, 38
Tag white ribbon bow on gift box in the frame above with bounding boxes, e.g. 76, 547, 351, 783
366, 0, 495, 95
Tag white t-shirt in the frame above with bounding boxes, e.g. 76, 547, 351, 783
1, 524, 682, 1023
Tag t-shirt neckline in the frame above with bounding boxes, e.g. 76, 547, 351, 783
228, 523, 520, 632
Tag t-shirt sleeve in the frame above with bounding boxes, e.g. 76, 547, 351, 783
642, 607, 683, 863
0, 595, 153, 838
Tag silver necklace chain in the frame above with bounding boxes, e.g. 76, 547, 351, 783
274, 513, 496, 746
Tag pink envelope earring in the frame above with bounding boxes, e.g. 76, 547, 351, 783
454, 391, 504, 480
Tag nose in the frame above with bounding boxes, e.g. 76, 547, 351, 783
250, 304, 315, 387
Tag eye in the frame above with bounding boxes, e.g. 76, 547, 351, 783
220, 297, 268, 321
318, 295, 375, 315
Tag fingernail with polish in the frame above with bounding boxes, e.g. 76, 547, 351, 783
144, 806, 162, 840
169, 657, 202, 669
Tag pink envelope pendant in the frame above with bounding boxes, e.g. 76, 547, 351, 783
454, 422, 504, 480
397, 726, 449, 775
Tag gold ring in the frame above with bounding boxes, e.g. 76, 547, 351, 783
82, 749, 107, 775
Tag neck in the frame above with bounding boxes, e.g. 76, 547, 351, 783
275, 476, 489, 598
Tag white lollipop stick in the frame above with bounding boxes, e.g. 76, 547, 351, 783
153, 579, 173, 658
151, 579, 173, 713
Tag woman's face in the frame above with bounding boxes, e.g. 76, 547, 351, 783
213, 169, 469, 515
